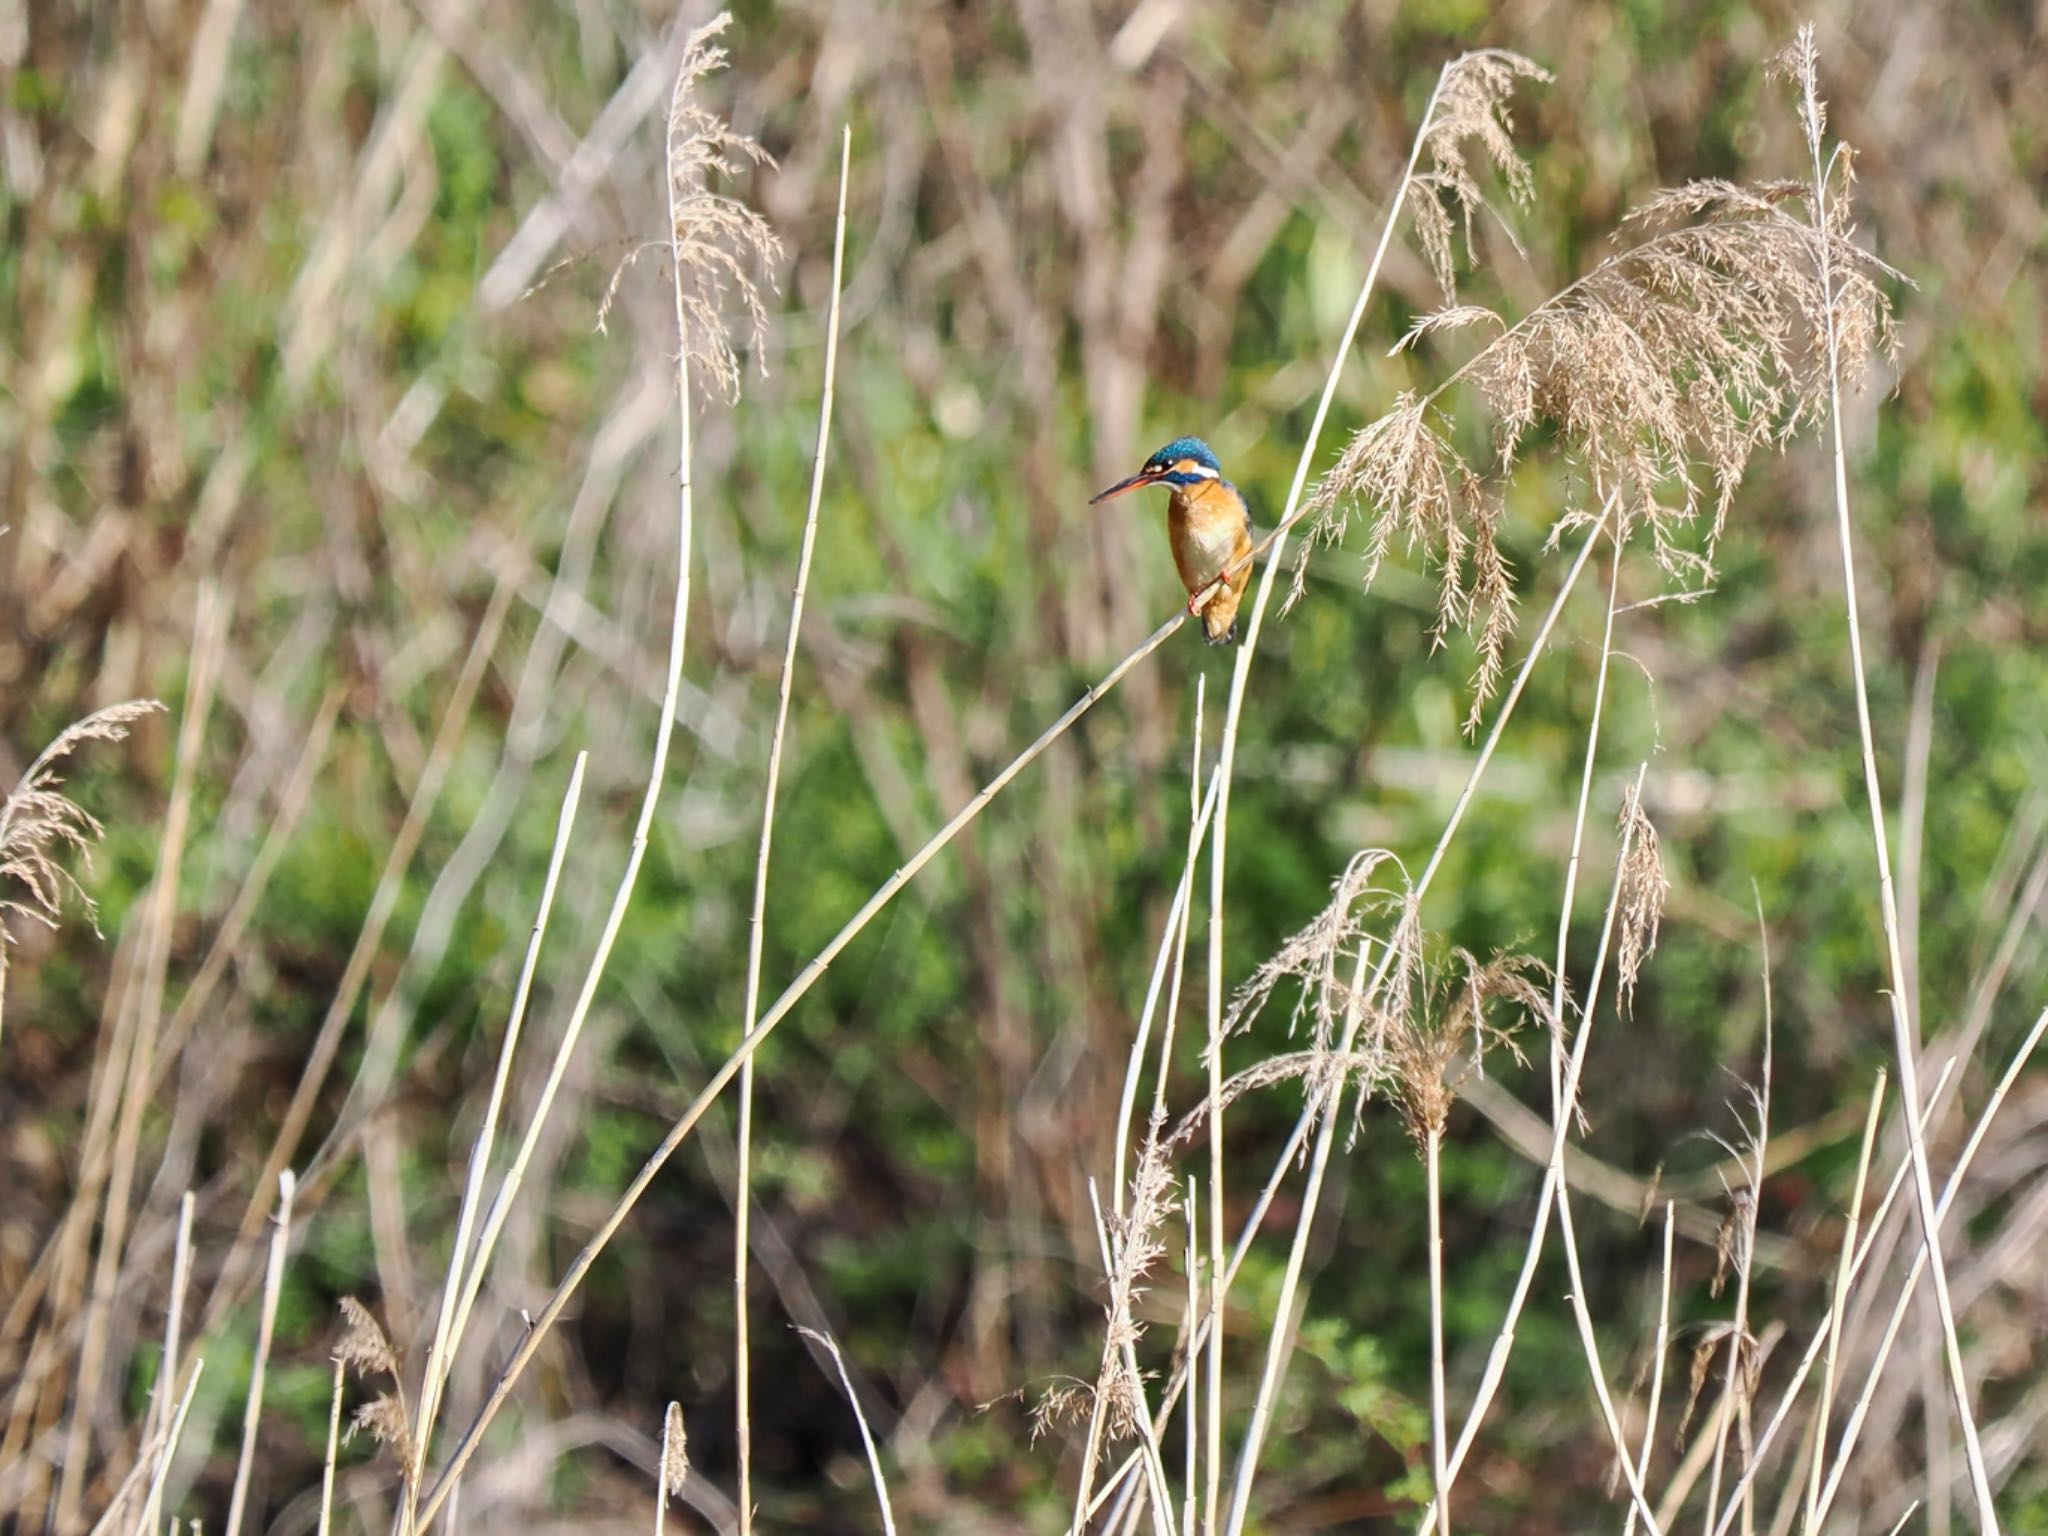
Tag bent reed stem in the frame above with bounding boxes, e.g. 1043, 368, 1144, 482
1222, 495, 1615, 1535
733, 124, 852, 1534
1803, 66, 1998, 1532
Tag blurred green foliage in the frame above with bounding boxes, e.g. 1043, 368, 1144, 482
3, 1, 2044, 1531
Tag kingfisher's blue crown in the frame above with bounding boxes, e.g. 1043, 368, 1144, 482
1144, 436, 1222, 474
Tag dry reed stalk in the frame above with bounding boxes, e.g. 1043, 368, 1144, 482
1112, 678, 1211, 1213
1097, 697, 1216, 1536
317, 1358, 344, 1536
733, 124, 851, 1533
409, 18, 774, 1523
1556, 1186, 1668, 1534
403, 752, 588, 1522
1805, 1004, 2048, 1532
795, 1331, 896, 1536
1200, 49, 1544, 1531
59, 588, 225, 1534
223, 1170, 295, 1536
1418, 509, 1630, 1535
1154, 686, 1208, 1134
1784, 22, 1995, 1526
129, 1361, 202, 1536
1221, 501, 1612, 1536
0, 934, 143, 1525
1426, 1122, 1451, 1536
1538, 766, 1667, 1533
137, 1193, 196, 1535
1803, 1070, 1887, 1534
425, 49, 1550, 1527
1704, 929, 1771, 1536
1702, 1058, 1962, 1536
145, 688, 342, 1101
1624, 1203, 1679, 1536
1182, 1182, 1197, 1536
1072, 1174, 1176, 1536
206, 577, 512, 1338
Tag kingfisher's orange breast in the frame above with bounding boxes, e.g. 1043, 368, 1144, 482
1167, 479, 1253, 594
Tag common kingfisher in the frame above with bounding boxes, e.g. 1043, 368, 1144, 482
1090, 437, 1254, 646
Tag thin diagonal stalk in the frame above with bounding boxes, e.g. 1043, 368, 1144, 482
1545, 765, 1666, 1535
1073, 1179, 1177, 1536
1556, 1182, 1667, 1534
1802, 1069, 1886, 1534
1155, 686, 1208, 1131
1625, 1202, 1678, 1536
1115, 680, 1211, 1212
126, 1360, 202, 1536
1801, 63, 1997, 1532
1807, 1004, 2048, 1532
1223, 500, 1614, 1536
735, 125, 852, 1533
405, 751, 587, 1520
137, 1192, 196, 1536
318, 1357, 344, 1536
59, 591, 224, 1533
1705, 922, 1771, 1536
413, 70, 708, 1528
1702, 1056, 1959, 1536
798, 1329, 898, 1536
1426, 1123, 1450, 1536
224, 1171, 294, 1536
430, 758, 588, 1367
417, 595, 1195, 1531
416, 126, 1448, 1526
1422, 504, 1625, 1535
1203, 56, 1453, 1536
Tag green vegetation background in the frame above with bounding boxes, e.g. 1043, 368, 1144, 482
3, 0, 2044, 1530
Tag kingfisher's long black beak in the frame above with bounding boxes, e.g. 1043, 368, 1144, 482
1090, 469, 1162, 505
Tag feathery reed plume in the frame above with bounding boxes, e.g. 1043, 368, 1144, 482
1223, 849, 1409, 1061
1196, 914, 1547, 1154
334, 1296, 400, 1380
333, 1295, 411, 1462
661, 1402, 690, 1491
1028, 1381, 1093, 1444
0, 701, 164, 942
1411, 51, 1551, 302
1097, 1132, 1176, 1441
1068, 1126, 1180, 1530
656, 1400, 689, 1535
1613, 781, 1667, 1015
1388, 948, 1549, 1146
347, 1395, 412, 1457
1291, 157, 1900, 732
599, 13, 782, 401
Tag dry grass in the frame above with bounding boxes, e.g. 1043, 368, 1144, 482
0, 701, 164, 1048
1290, 151, 1901, 732
9, 12, 2045, 1536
